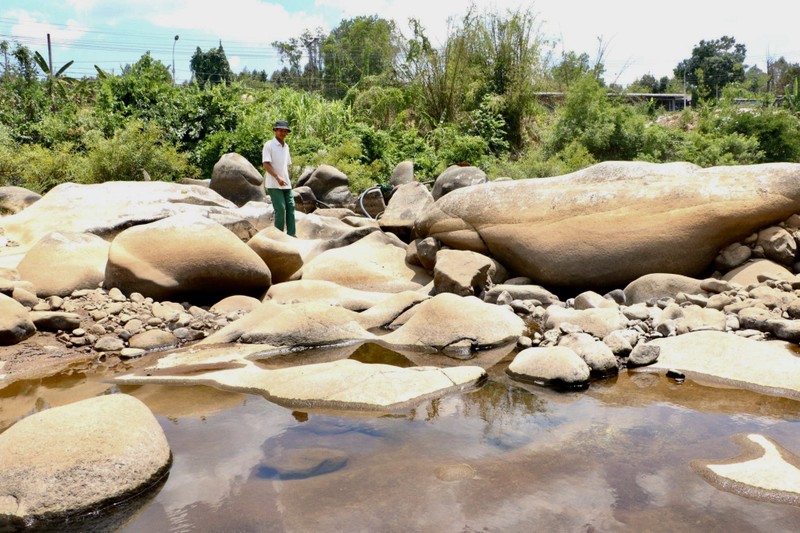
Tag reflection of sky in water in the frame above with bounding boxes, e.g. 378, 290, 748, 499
114, 371, 800, 532
6, 365, 799, 532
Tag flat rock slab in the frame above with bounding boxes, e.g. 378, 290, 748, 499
115, 358, 486, 413
0, 394, 171, 523
692, 434, 800, 506
641, 331, 800, 398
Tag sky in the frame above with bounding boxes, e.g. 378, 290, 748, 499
1, 0, 798, 88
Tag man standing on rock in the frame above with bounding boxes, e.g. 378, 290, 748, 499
262, 120, 296, 237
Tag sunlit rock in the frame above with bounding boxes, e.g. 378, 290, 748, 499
693, 434, 800, 506
415, 161, 800, 289
0, 394, 170, 524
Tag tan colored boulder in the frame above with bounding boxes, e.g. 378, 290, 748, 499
507, 346, 590, 388
431, 164, 488, 200
0, 394, 170, 523
0, 186, 40, 215
0, 293, 35, 345
378, 181, 435, 241
209, 152, 267, 207
723, 258, 795, 286
543, 306, 629, 339
105, 214, 271, 302
201, 300, 375, 347
267, 279, 400, 311
380, 293, 525, 354
692, 434, 800, 506
623, 273, 708, 305
16, 232, 110, 297
302, 231, 432, 293
0, 181, 238, 248
415, 161, 800, 289
116, 358, 486, 412
643, 330, 800, 397
247, 226, 310, 283
432, 249, 507, 296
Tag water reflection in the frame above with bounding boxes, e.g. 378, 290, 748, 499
3, 344, 800, 532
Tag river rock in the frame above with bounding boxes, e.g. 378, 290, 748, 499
16, 232, 110, 297
267, 279, 400, 311
379, 293, 525, 355
105, 214, 271, 302
302, 231, 431, 293
247, 226, 309, 283
543, 306, 629, 339
390, 161, 415, 187
415, 161, 800, 289
431, 165, 488, 200
116, 358, 487, 412
643, 330, 800, 397
623, 273, 708, 305
0, 181, 238, 248
0, 293, 35, 345
202, 300, 375, 347
0, 186, 40, 215
692, 434, 800, 506
557, 332, 618, 376
723, 259, 795, 286
378, 181, 435, 241
506, 346, 590, 388
756, 226, 796, 265
209, 152, 267, 207
432, 248, 507, 297
0, 394, 170, 524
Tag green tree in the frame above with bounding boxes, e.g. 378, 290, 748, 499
321, 16, 400, 99
190, 43, 233, 88
674, 35, 746, 104
33, 50, 75, 106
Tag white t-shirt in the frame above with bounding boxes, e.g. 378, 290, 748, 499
262, 137, 292, 190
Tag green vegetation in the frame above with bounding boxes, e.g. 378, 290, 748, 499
2, 8, 800, 196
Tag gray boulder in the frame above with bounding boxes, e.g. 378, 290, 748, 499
431, 165, 488, 200
210, 152, 267, 207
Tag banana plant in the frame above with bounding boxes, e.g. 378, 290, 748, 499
33, 50, 75, 102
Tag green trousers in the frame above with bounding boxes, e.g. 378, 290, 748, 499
268, 188, 296, 237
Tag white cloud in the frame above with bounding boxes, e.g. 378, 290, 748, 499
6, 9, 87, 47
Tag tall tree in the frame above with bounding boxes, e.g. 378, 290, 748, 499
321, 16, 400, 99
190, 42, 233, 88
674, 36, 746, 104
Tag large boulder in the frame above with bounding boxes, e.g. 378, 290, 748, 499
105, 214, 271, 302
623, 273, 708, 305
380, 293, 525, 354
301, 231, 432, 293
201, 300, 375, 347
431, 165, 488, 200
643, 330, 800, 397
0, 186, 40, 215
378, 182, 435, 242
17, 232, 110, 297
267, 279, 401, 311
415, 161, 800, 290
210, 153, 267, 207
0, 181, 240, 248
0, 394, 171, 524
296, 165, 354, 208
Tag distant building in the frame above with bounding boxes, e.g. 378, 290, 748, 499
533, 92, 691, 111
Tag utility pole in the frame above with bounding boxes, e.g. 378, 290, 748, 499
47, 33, 53, 76
172, 35, 179, 85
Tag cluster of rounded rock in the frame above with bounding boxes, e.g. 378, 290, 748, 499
0, 270, 249, 357
485, 215, 800, 387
